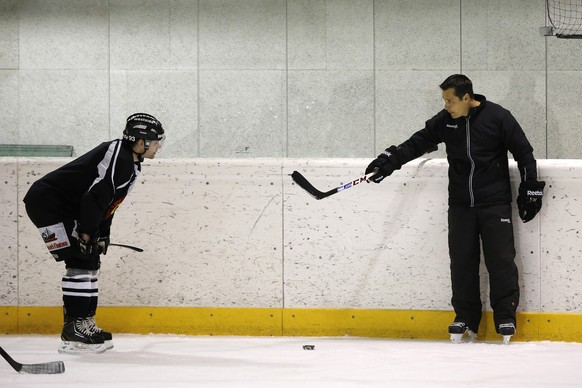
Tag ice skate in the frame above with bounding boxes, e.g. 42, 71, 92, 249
58, 318, 107, 354
85, 317, 114, 350
448, 321, 477, 343
498, 323, 516, 345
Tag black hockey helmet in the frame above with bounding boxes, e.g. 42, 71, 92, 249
123, 113, 165, 143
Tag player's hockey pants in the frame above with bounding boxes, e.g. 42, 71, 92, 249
448, 204, 519, 333
25, 202, 100, 319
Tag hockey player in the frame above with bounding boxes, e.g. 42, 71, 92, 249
366, 74, 545, 344
24, 113, 165, 354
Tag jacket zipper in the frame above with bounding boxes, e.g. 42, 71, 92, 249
466, 117, 475, 207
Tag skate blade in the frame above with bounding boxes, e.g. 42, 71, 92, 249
58, 341, 107, 354
502, 335, 512, 345
450, 333, 464, 343
104, 340, 114, 350
450, 330, 477, 344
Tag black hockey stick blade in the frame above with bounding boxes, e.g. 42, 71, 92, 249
291, 170, 374, 200
0, 346, 65, 374
109, 243, 144, 252
291, 171, 335, 200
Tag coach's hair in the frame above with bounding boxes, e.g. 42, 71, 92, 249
439, 74, 474, 99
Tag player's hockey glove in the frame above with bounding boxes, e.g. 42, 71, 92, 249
78, 235, 100, 260
97, 236, 110, 255
517, 180, 546, 223
365, 146, 400, 183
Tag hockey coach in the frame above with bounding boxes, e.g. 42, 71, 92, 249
365, 74, 545, 344
24, 113, 165, 354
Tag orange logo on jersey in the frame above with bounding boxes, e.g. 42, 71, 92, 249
105, 197, 126, 218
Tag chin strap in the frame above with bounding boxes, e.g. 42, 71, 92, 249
132, 139, 151, 162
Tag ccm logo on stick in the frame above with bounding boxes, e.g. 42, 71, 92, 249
337, 176, 367, 192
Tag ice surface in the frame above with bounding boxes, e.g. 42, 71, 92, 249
1, 334, 582, 387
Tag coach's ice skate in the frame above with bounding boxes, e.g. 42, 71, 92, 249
448, 321, 477, 343
498, 323, 516, 345
58, 318, 107, 354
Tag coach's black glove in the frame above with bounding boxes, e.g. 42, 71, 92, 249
97, 236, 110, 255
78, 236, 100, 260
517, 180, 546, 223
365, 146, 400, 183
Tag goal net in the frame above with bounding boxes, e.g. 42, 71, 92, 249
546, 0, 582, 38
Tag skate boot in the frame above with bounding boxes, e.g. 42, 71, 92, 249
59, 318, 107, 354
85, 316, 114, 350
448, 321, 477, 343
498, 322, 516, 345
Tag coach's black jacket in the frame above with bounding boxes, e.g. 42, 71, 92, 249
391, 94, 537, 207
24, 139, 140, 238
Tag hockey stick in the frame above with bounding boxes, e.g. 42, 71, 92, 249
109, 243, 144, 252
0, 346, 65, 374
291, 170, 375, 200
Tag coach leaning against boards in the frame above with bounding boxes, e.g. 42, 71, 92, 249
366, 74, 545, 344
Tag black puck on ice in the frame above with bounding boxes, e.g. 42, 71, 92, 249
303, 345, 315, 350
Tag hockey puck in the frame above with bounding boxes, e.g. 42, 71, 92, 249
303, 345, 315, 350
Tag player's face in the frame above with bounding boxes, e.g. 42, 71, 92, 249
142, 140, 163, 159
442, 88, 470, 119
133, 139, 163, 160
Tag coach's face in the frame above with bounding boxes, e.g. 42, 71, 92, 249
442, 88, 471, 119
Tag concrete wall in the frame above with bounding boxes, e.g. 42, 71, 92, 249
1, 0, 582, 159
2, 157, 581, 317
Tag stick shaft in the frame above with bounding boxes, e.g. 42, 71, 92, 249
109, 243, 144, 252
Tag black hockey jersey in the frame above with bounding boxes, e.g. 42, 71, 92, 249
24, 139, 140, 238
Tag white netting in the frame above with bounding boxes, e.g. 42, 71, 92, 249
547, 0, 582, 38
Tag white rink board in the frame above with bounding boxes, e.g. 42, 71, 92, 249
1, 157, 581, 313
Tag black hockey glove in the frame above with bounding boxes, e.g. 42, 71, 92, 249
97, 236, 110, 255
78, 236, 100, 260
365, 146, 399, 183
517, 180, 546, 223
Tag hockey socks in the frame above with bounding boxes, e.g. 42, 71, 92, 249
60, 269, 110, 354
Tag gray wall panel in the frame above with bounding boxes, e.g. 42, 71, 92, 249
462, 0, 545, 71
110, 0, 171, 70
375, 0, 460, 70
0, 0, 18, 69
19, 0, 109, 70
1, 1, 582, 158
288, 0, 326, 69
170, 0, 199, 70
547, 71, 582, 159
19, 70, 109, 155
548, 39, 582, 70
199, 70, 286, 157
109, 70, 198, 157
288, 70, 374, 157
0, 71, 18, 144
375, 70, 451, 156
464, 70, 547, 160
199, 0, 286, 70
325, 0, 374, 70
288, 0, 373, 70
